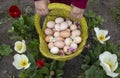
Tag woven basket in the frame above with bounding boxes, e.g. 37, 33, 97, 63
34, 3, 88, 61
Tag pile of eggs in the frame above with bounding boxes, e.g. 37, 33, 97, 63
44, 17, 82, 56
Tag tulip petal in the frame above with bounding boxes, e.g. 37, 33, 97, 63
106, 72, 119, 78
105, 36, 110, 41
100, 62, 111, 72
24, 63, 31, 69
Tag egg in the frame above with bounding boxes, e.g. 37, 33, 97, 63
59, 49, 65, 56
47, 21, 55, 28
48, 42, 54, 49
55, 24, 60, 31
63, 46, 70, 52
50, 47, 59, 54
56, 37, 64, 41
54, 41, 64, 48
60, 22, 68, 30
54, 32, 60, 37
66, 20, 72, 26
45, 36, 53, 42
70, 43, 78, 49
72, 30, 81, 36
60, 30, 71, 38
44, 28, 53, 35
64, 38, 72, 46
55, 17, 64, 24
70, 24, 77, 31
74, 36, 82, 44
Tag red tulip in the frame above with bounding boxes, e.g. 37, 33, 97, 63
8, 5, 21, 18
36, 59, 45, 68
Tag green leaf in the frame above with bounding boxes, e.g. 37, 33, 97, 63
0, 44, 13, 56
57, 61, 65, 69
81, 64, 90, 71
39, 66, 49, 75
56, 69, 64, 77
85, 65, 108, 78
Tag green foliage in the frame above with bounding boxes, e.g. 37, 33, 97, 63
85, 10, 105, 29
19, 60, 65, 78
9, 15, 37, 39
81, 41, 120, 78
0, 44, 13, 56
113, 1, 120, 24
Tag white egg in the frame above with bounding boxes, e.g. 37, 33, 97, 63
64, 38, 72, 46
60, 22, 68, 30
74, 36, 82, 44
50, 47, 59, 54
55, 17, 64, 24
70, 43, 78, 49
66, 20, 72, 26
55, 24, 60, 31
47, 21, 55, 28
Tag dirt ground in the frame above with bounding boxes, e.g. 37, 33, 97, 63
0, 0, 120, 78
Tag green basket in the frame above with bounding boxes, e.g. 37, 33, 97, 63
34, 3, 88, 61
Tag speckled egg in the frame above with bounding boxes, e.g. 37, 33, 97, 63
63, 46, 70, 53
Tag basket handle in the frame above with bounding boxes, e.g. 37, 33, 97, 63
34, 3, 72, 36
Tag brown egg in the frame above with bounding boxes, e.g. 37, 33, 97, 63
44, 28, 53, 35
48, 42, 54, 49
60, 30, 71, 38
56, 37, 64, 41
45, 35, 53, 42
72, 30, 81, 36
70, 24, 77, 31
63, 46, 70, 53
54, 41, 65, 48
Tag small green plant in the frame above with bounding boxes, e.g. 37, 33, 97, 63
114, 1, 120, 24
19, 59, 65, 78
85, 10, 105, 29
0, 44, 13, 57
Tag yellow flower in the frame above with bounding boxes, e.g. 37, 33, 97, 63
14, 40, 26, 53
94, 27, 110, 44
99, 51, 119, 77
12, 54, 31, 70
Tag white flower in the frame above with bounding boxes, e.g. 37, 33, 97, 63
94, 27, 110, 44
14, 40, 26, 53
99, 51, 119, 77
12, 54, 31, 70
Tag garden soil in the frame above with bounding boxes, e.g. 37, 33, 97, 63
0, 0, 120, 78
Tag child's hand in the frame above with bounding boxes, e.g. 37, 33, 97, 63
71, 5, 85, 20
34, 0, 49, 16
